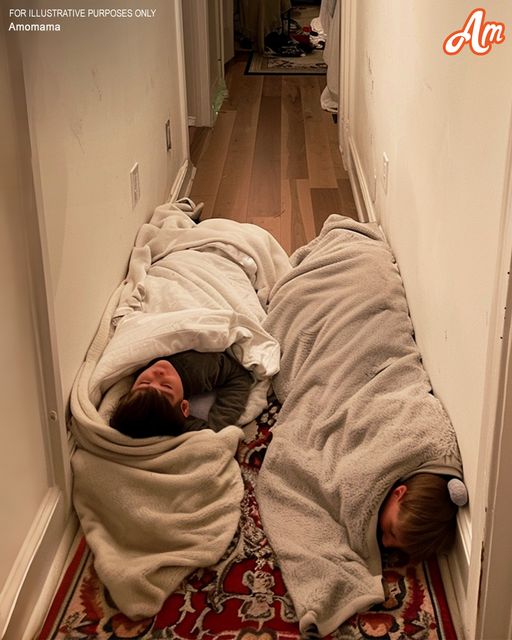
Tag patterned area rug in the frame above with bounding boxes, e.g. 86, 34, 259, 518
242, 4, 327, 76
245, 50, 327, 76
36, 399, 458, 640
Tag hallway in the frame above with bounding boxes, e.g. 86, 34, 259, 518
189, 55, 358, 254
4, 2, 512, 636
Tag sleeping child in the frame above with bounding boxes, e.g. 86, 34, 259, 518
110, 350, 253, 437
256, 215, 468, 638
378, 472, 467, 560
69, 202, 292, 620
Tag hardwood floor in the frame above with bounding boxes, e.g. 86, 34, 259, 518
189, 55, 358, 255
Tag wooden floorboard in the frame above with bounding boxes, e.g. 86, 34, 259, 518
310, 187, 344, 234
287, 180, 309, 251
247, 93, 282, 218
189, 110, 237, 219
189, 126, 211, 167
281, 78, 308, 180
214, 66, 263, 220
301, 77, 338, 188
189, 55, 358, 253
338, 178, 359, 220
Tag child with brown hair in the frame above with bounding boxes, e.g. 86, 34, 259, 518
110, 349, 253, 438
378, 472, 467, 561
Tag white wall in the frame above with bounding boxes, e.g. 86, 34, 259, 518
0, 23, 50, 602
21, 0, 189, 403
1, 2, 190, 634
348, 0, 512, 513
1, 15, 71, 637
342, 0, 512, 633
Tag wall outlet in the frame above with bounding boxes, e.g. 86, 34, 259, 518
130, 162, 140, 208
165, 119, 172, 151
382, 152, 390, 194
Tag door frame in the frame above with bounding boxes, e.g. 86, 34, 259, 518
474, 105, 512, 639
1, 25, 73, 639
181, 0, 225, 128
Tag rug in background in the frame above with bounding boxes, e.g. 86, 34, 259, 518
245, 50, 326, 76
36, 399, 458, 640
245, 3, 327, 76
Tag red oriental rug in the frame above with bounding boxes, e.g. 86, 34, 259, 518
36, 399, 458, 640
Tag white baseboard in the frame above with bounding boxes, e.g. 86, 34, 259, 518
0, 489, 60, 636
167, 159, 194, 202
20, 513, 79, 640
347, 134, 376, 223
438, 553, 467, 639
446, 509, 471, 634
182, 165, 197, 199
1, 488, 76, 639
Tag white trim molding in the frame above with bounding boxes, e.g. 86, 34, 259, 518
181, 0, 214, 127
0, 490, 75, 639
1, 25, 74, 639
346, 135, 375, 224
472, 105, 512, 640
174, 0, 191, 162
20, 513, 78, 640
167, 158, 196, 202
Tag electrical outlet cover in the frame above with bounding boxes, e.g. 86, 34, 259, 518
382, 153, 389, 194
165, 120, 172, 151
130, 163, 140, 208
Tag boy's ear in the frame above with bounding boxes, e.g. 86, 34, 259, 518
393, 484, 408, 502
180, 399, 190, 418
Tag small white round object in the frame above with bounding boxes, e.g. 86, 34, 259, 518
448, 478, 468, 506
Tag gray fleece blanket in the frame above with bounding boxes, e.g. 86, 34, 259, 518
256, 215, 463, 636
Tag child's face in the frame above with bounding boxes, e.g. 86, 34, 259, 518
379, 485, 407, 549
132, 360, 185, 408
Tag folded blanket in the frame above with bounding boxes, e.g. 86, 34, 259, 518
70, 204, 291, 618
256, 215, 463, 636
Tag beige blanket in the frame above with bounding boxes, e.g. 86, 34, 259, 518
70, 204, 291, 619
257, 216, 463, 636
